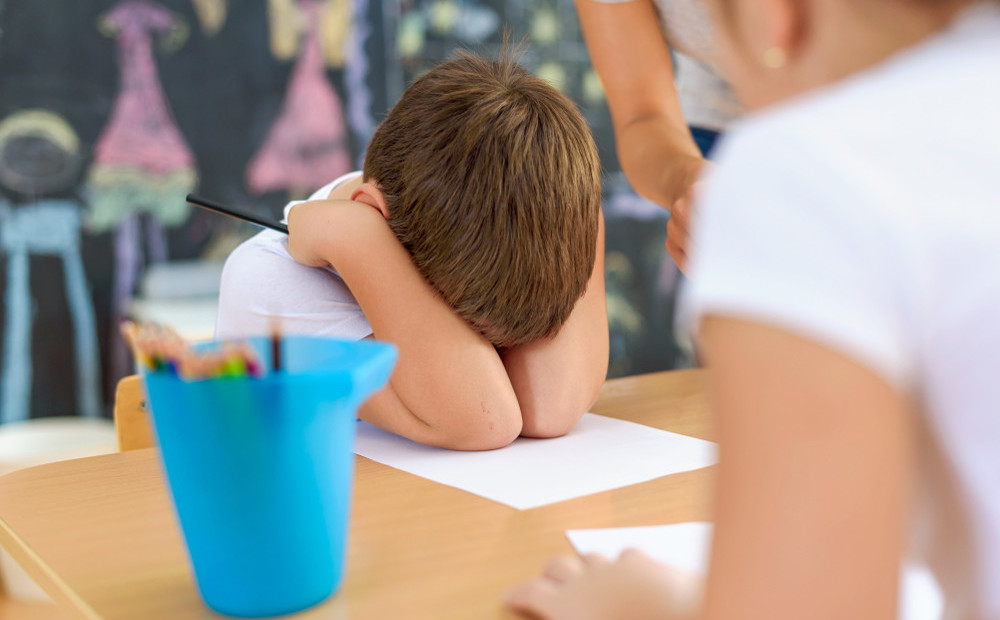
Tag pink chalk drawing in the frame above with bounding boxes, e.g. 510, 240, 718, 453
85, 0, 198, 382
87, 0, 197, 231
246, 0, 352, 196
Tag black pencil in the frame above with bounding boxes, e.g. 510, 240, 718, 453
186, 194, 289, 235
271, 324, 282, 373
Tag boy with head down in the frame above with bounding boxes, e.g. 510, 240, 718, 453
217, 51, 608, 450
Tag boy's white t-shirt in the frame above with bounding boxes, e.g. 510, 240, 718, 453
215, 171, 373, 340
681, 4, 1000, 617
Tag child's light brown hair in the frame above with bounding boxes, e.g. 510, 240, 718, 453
363, 50, 601, 348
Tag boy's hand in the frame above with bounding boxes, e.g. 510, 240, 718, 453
504, 550, 702, 620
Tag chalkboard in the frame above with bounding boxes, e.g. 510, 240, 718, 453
0, 0, 685, 423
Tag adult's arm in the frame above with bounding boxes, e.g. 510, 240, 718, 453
575, 0, 705, 210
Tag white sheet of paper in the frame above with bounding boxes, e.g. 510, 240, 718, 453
353, 413, 717, 510
566, 522, 943, 620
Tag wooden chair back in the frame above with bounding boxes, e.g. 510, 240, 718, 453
113, 375, 155, 451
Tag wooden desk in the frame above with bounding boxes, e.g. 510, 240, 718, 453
0, 370, 714, 620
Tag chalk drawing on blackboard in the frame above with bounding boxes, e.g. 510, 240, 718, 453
396, 0, 501, 59
191, 0, 226, 35
398, 12, 426, 59
247, 0, 352, 197
86, 0, 199, 382
427, 0, 498, 43
268, 0, 349, 66
319, 0, 352, 68
582, 69, 606, 103
87, 0, 197, 232
344, 0, 375, 157
530, 4, 559, 45
536, 61, 567, 93
0, 110, 83, 195
0, 110, 101, 423
428, 0, 458, 35
268, 0, 302, 60
605, 250, 645, 377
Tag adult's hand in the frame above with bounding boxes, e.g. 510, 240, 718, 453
573, 0, 710, 274
664, 158, 708, 273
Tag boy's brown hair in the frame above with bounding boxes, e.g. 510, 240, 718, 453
363, 50, 601, 348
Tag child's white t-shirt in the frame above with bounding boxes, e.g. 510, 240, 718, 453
681, 4, 1000, 616
215, 171, 373, 341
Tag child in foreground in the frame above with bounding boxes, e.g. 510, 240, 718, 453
507, 0, 1000, 618
217, 51, 608, 451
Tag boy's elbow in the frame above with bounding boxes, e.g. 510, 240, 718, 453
518, 379, 601, 439
519, 402, 586, 439
433, 402, 522, 451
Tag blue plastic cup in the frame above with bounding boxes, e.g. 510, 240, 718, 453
141, 336, 397, 618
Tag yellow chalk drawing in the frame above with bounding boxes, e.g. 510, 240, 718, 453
0, 110, 79, 155
191, 0, 227, 35
536, 62, 567, 93
319, 0, 350, 68
429, 0, 459, 34
397, 12, 425, 59
583, 69, 605, 103
268, 0, 351, 67
530, 6, 559, 45
268, 0, 303, 61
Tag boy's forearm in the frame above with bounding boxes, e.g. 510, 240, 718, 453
286, 200, 347, 267
501, 214, 609, 438
290, 201, 523, 450
359, 381, 518, 450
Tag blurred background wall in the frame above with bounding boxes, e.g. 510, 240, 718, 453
0, 0, 688, 424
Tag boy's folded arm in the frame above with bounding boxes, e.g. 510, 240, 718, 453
501, 213, 609, 438
288, 200, 523, 451
285, 200, 341, 268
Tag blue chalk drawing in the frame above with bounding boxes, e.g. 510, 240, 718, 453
0, 201, 102, 423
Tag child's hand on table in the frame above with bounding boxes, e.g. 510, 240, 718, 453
505, 549, 702, 620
